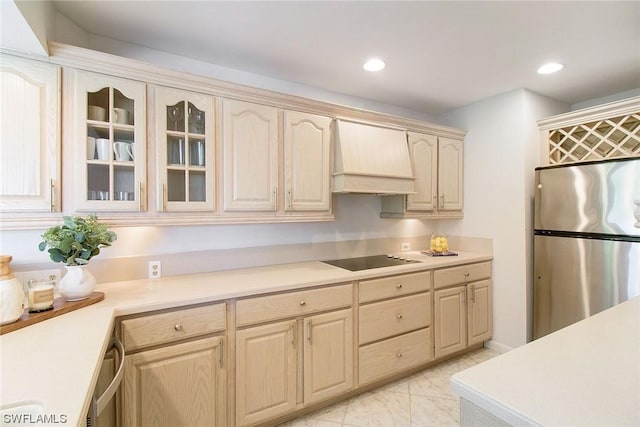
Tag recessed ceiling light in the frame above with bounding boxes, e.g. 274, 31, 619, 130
363, 58, 386, 72
537, 62, 564, 74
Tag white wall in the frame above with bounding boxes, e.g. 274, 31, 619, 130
2, 195, 434, 265
0, 0, 53, 55
51, 16, 435, 124
571, 88, 640, 111
437, 89, 568, 348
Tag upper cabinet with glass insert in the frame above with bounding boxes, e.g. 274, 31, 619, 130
71, 70, 146, 211
155, 87, 215, 211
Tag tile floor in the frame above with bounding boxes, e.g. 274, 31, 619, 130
277, 347, 499, 427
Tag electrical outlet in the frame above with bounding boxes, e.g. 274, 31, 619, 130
149, 261, 162, 279
401, 242, 410, 251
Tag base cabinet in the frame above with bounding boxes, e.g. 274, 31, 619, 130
235, 320, 298, 426
357, 271, 433, 385
434, 262, 492, 359
434, 286, 467, 357
122, 336, 225, 426
467, 279, 492, 346
303, 309, 353, 404
235, 307, 353, 426
113, 262, 491, 426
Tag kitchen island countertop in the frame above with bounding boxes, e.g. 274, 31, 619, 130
451, 295, 640, 426
0, 250, 491, 426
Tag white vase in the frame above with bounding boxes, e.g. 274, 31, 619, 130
0, 255, 24, 325
58, 265, 96, 301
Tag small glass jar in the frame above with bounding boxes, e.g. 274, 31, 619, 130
27, 279, 55, 312
430, 232, 449, 253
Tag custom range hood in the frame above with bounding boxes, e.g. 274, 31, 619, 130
333, 120, 415, 194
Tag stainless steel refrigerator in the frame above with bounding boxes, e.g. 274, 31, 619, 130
533, 158, 640, 339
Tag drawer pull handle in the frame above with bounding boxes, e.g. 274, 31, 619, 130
299, 301, 306, 306
396, 283, 403, 289
174, 324, 183, 331
396, 313, 403, 319
396, 351, 403, 358
465, 272, 470, 277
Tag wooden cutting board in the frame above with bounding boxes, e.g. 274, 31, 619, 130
0, 292, 104, 335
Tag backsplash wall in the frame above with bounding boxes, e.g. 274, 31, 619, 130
2, 195, 492, 282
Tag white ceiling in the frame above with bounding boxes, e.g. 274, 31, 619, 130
51, 1, 640, 114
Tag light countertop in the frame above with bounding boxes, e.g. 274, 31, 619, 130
451, 295, 640, 426
0, 250, 491, 427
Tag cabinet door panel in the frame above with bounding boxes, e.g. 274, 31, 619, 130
283, 111, 332, 212
438, 137, 463, 211
304, 309, 353, 404
0, 55, 60, 212
155, 86, 215, 211
72, 69, 146, 211
468, 280, 493, 345
123, 337, 224, 427
222, 99, 278, 211
434, 286, 466, 358
236, 320, 297, 426
406, 132, 438, 211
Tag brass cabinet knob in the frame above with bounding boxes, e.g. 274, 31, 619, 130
396, 313, 403, 319
396, 283, 403, 289
299, 301, 306, 306
174, 324, 183, 331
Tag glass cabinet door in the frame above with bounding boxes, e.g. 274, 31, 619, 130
74, 70, 146, 211
155, 86, 215, 211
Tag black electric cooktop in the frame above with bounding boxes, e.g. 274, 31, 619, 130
322, 254, 420, 271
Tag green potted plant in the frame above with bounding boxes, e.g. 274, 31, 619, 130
39, 214, 117, 301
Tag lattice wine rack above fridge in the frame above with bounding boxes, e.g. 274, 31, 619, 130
539, 97, 640, 165
548, 112, 640, 164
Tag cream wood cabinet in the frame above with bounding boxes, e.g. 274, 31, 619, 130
433, 262, 492, 358
283, 110, 332, 212
222, 99, 333, 216
406, 132, 438, 211
119, 303, 227, 426
68, 69, 146, 212
235, 320, 297, 426
222, 98, 278, 211
357, 271, 434, 385
0, 54, 61, 214
438, 137, 464, 211
381, 133, 464, 219
123, 336, 225, 427
235, 284, 353, 426
154, 86, 215, 211
303, 309, 353, 404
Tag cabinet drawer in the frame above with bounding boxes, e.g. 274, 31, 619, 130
121, 303, 226, 352
359, 292, 430, 345
359, 328, 432, 385
359, 271, 430, 303
236, 284, 352, 327
434, 261, 491, 289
